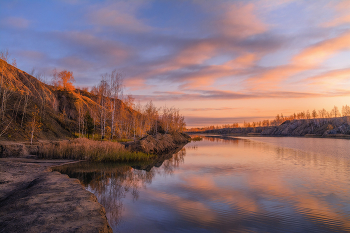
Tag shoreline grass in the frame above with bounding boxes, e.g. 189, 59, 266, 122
37, 138, 154, 162
191, 136, 203, 141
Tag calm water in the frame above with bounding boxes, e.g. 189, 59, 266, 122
55, 136, 350, 232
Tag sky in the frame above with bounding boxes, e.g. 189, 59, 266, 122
1, 0, 350, 127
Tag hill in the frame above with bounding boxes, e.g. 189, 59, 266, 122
0, 59, 185, 142
0, 59, 74, 140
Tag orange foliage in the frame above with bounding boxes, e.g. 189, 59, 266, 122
53, 69, 75, 91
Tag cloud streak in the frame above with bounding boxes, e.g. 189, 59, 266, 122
2, 0, 350, 125
2, 17, 30, 29
183, 107, 239, 112
87, 1, 152, 32
133, 89, 350, 102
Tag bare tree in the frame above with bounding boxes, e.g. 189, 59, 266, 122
92, 77, 110, 140
29, 106, 41, 145
342, 105, 350, 116
318, 108, 328, 118
21, 94, 29, 126
330, 106, 340, 118
109, 70, 123, 139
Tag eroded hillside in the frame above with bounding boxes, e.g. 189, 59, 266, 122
0, 59, 186, 142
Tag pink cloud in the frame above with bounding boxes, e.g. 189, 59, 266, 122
292, 32, 350, 67
218, 3, 267, 38
129, 51, 261, 90
173, 41, 218, 66
133, 89, 350, 102
223, 53, 259, 69
246, 31, 350, 89
121, 2, 269, 90
182, 107, 238, 112
3, 17, 30, 28
200, 2, 268, 38
177, 53, 257, 88
323, 1, 350, 27
87, 1, 152, 32
306, 68, 350, 87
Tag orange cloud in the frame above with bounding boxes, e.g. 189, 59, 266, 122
246, 65, 304, 90
123, 77, 151, 90
128, 44, 262, 89
306, 68, 350, 87
176, 53, 260, 88
103, 2, 269, 90
247, 31, 350, 89
224, 53, 258, 69
126, 2, 268, 90
292, 32, 350, 67
182, 107, 238, 112
174, 42, 218, 66
323, 1, 350, 27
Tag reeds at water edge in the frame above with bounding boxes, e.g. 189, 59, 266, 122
37, 138, 153, 162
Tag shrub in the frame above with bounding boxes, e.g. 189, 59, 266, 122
191, 136, 203, 141
327, 124, 334, 130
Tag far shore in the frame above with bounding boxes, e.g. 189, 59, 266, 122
187, 132, 350, 139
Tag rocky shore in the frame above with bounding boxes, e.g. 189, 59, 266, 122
0, 158, 112, 233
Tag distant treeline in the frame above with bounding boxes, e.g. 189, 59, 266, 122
186, 105, 350, 132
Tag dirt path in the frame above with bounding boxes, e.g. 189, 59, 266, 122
0, 158, 112, 233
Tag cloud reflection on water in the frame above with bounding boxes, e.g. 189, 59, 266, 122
56, 137, 350, 232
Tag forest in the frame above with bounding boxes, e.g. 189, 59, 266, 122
0, 51, 186, 143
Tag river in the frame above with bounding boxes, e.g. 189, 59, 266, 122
55, 136, 350, 232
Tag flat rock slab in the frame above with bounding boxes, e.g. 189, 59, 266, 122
0, 158, 112, 233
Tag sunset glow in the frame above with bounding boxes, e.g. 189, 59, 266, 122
1, 0, 350, 127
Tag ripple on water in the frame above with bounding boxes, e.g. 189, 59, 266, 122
56, 137, 350, 232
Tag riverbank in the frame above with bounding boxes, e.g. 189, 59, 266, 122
189, 132, 350, 139
0, 158, 112, 233
0, 132, 191, 232
188, 117, 350, 139
0, 132, 192, 160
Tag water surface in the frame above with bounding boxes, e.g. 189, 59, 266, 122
55, 136, 350, 232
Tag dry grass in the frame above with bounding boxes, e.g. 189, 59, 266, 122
191, 136, 203, 141
37, 138, 153, 162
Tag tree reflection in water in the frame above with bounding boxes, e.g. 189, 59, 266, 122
202, 135, 241, 144
53, 147, 187, 227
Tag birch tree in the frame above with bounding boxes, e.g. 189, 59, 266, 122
342, 105, 350, 116
29, 106, 41, 145
109, 70, 123, 139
